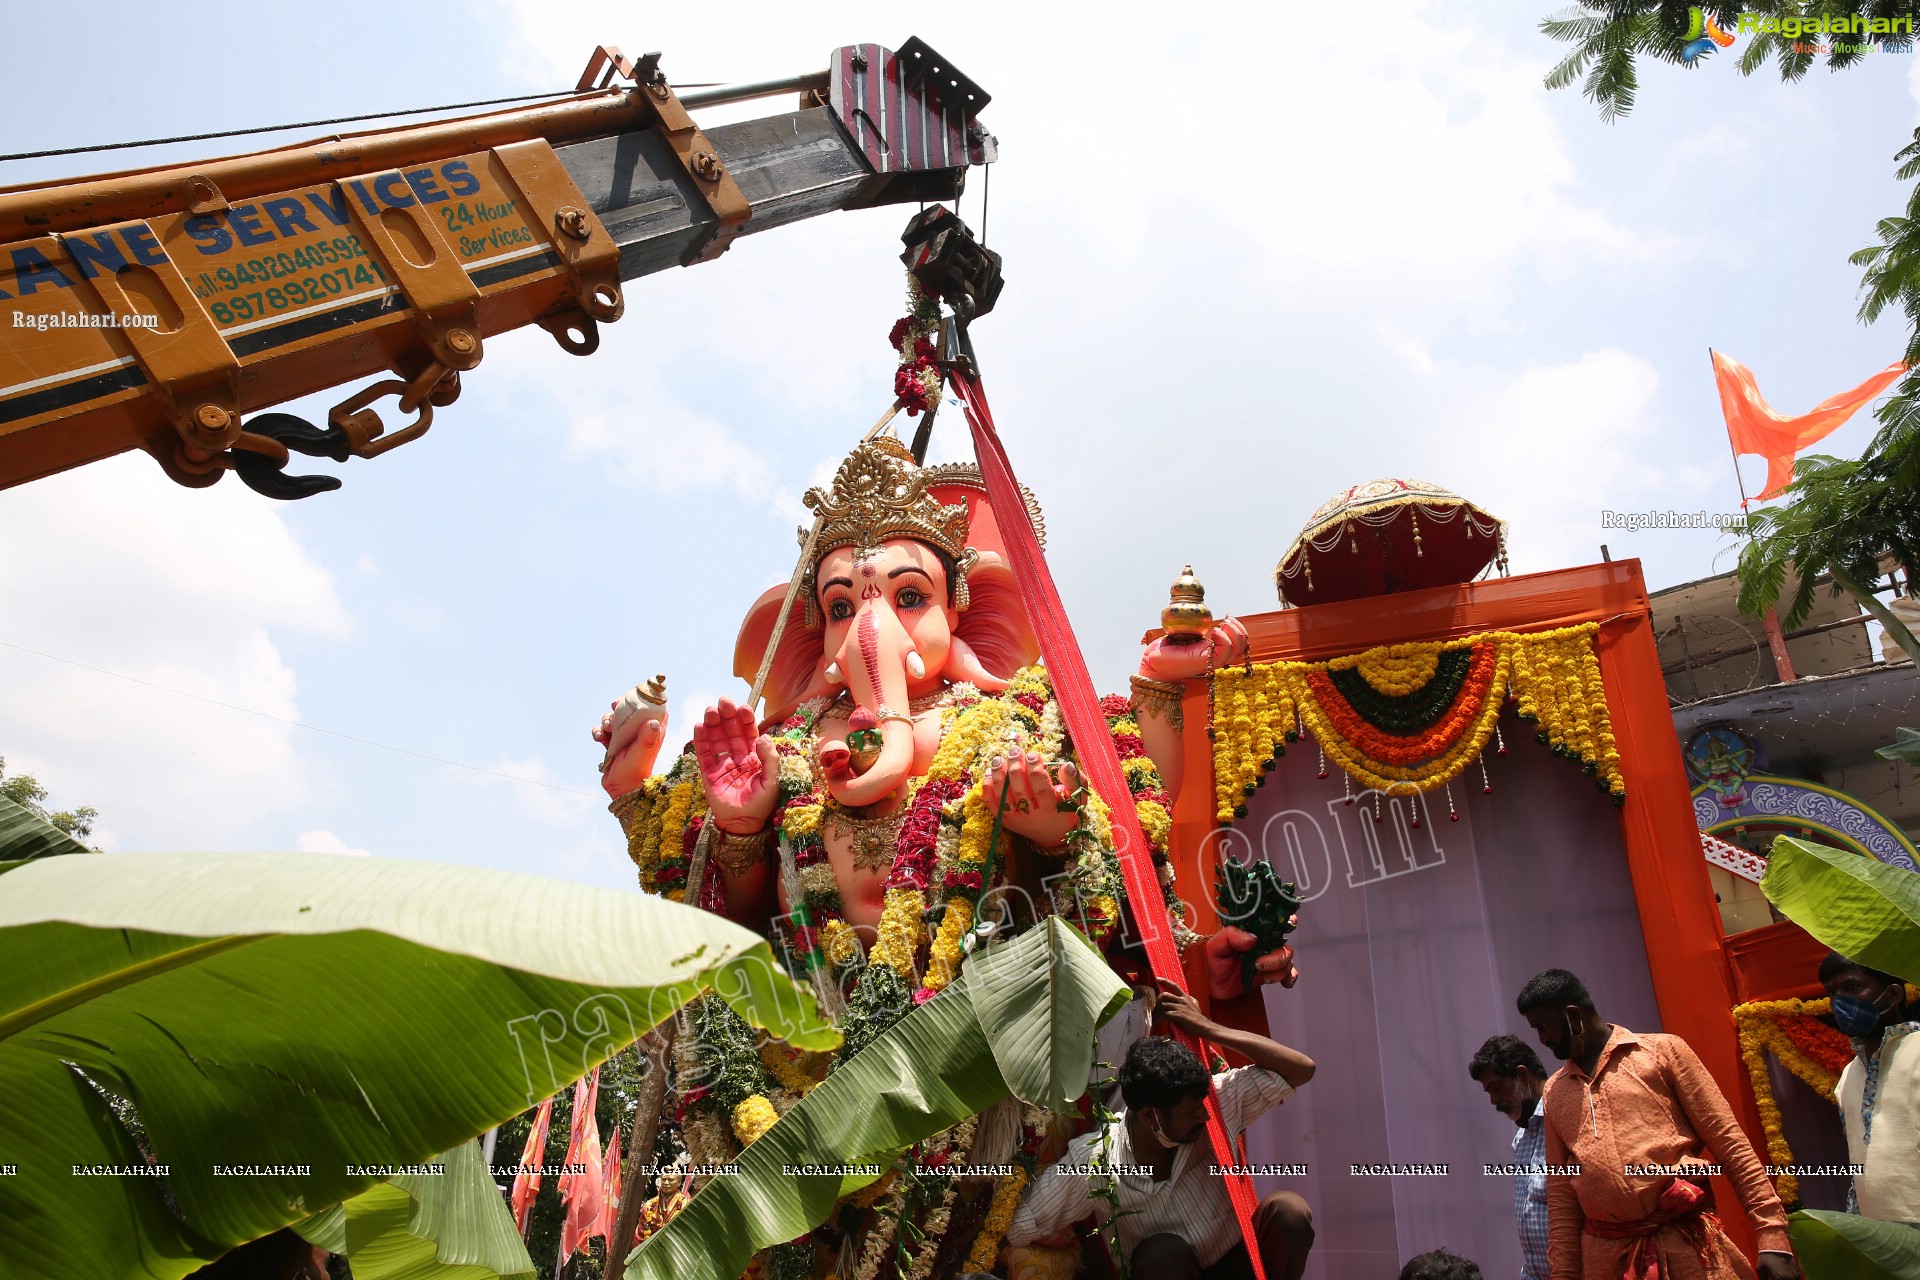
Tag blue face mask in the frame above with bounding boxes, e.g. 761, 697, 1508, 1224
1832, 993, 1886, 1039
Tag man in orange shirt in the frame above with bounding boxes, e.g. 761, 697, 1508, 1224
1516, 969, 1798, 1280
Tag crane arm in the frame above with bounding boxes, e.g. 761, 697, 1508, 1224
0, 39, 993, 498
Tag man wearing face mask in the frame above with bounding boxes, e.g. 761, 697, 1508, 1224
1516, 969, 1797, 1280
1469, 1035, 1552, 1280
1819, 951, 1920, 1226
1005, 980, 1317, 1279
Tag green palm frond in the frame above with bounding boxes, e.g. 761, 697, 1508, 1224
1893, 129, 1920, 182
1545, 44, 1598, 91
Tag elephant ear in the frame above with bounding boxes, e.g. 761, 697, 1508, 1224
955, 551, 1039, 683
734, 585, 829, 726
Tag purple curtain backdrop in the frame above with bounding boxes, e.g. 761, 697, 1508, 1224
1767, 1051, 1853, 1212
1198, 710, 1664, 1280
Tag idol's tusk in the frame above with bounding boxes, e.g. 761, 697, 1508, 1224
906, 650, 926, 680
825, 661, 843, 684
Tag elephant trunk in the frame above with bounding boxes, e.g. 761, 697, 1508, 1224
826, 600, 918, 807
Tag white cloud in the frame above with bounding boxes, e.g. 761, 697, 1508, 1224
1449, 348, 1674, 571
1377, 323, 1440, 375
297, 829, 371, 857
454, 754, 603, 830
0, 454, 348, 847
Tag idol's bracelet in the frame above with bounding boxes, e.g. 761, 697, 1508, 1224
1129, 673, 1186, 729
712, 824, 774, 876
609, 789, 647, 840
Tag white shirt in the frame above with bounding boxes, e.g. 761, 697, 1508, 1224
1005, 1066, 1294, 1266
1838, 1021, 1920, 1224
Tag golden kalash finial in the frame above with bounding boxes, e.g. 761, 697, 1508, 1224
1161, 565, 1213, 645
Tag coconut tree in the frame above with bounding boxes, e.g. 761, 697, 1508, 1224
1732, 447, 1920, 663
1541, 2, 1920, 655
1540, 1, 1913, 122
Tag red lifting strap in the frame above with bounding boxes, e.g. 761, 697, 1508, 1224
952, 371, 1268, 1280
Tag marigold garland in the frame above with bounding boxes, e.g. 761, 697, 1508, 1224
622, 668, 1161, 1273
1211, 624, 1626, 822
964, 1166, 1030, 1272
1732, 988, 1919, 1206
1326, 646, 1474, 733
1734, 995, 1850, 1206
1306, 642, 1500, 764
732, 1094, 781, 1147
1339, 642, 1441, 695
759, 1043, 821, 1097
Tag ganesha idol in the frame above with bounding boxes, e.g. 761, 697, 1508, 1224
597, 436, 1298, 1012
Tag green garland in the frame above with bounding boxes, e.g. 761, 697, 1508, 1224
1324, 646, 1473, 734
691, 995, 777, 1120
834, 962, 913, 1068
763, 1239, 816, 1280
1215, 858, 1301, 997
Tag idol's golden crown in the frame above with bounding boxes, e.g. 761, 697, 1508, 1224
802, 440, 972, 564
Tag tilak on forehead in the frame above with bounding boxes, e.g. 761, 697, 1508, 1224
799, 437, 978, 627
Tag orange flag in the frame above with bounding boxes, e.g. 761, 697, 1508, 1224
599, 1127, 624, 1257
1712, 351, 1905, 500
558, 1069, 605, 1262
509, 1097, 553, 1234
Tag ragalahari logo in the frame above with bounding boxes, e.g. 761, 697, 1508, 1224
1682, 7, 1738, 63
1680, 8, 1915, 63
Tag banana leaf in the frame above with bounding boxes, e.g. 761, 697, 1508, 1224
1790, 1209, 1920, 1280
0, 792, 94, 869
295, 1140, 533, 1280
1760, 836, 1920, 983
1879, 727, 1920, 770
0, 847, 837, 1280
623, 916, 1131, 1280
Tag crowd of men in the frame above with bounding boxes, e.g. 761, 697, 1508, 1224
1464, 960, 1916, 1279
986, 959, 1916, 1279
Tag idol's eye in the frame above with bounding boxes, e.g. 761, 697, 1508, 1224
896, 587, 926, 609
828, 599, 853, 621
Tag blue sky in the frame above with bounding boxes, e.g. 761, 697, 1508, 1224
1, 0, 1913, 886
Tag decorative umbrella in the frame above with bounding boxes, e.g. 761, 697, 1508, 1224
1274, 478, 1507, 607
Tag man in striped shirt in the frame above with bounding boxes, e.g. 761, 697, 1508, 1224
1005, 980, 1316, 1279
1469, 1034, 1551, 1280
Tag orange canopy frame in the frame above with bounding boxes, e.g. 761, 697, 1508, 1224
1164, 558, 1765, 1260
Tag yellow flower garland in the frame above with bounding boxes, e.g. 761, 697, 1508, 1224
1732, 987, 1919, 1206
917, 667, 1123, 992
924, 895, 975, 992
731, 1094, 780, 1148
759, 1043, 820, 1097
1295, 647, 1511, 796
1211, 624, 1625, 821
1333, 642, 1440, 696
965, 1166, 1030, 1272
820, 917, 861, 967
869, 885, 927, 977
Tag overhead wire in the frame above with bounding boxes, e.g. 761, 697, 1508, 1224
0, 81, 719, 163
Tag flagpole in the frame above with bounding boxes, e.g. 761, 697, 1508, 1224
1712, 348, 1755, 515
